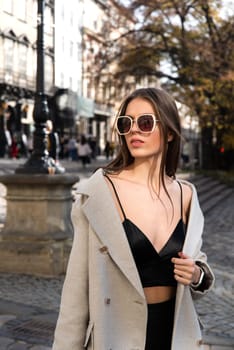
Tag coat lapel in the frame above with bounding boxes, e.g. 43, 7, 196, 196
76, 174, 203, 303
179, 180, 204, 257
77, 169, 145, 299
173, 179, 204, 327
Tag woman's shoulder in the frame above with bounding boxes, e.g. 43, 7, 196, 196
180, 179, 193, 194
176, 178, 195, 215
177, 177, 197, 193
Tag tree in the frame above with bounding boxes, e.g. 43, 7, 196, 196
101, 0, 234, 169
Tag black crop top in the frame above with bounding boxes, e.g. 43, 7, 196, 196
105, 175, 186, 288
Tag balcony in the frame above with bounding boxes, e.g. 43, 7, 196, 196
94, 102, 112, 118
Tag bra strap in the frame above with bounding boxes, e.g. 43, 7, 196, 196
177, 181, 183, 219
104, 174, 127, 220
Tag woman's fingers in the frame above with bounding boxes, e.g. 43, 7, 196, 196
172, 252, 198, 285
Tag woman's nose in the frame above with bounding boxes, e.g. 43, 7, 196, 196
131, 119, 138, 132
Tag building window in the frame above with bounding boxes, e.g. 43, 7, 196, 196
70, 41, 73, 56
45, 5, 52, 34
32, 0, 37, 27
93, 20, 97, 30
18, 44, 27, 78
60, 72, 64, 87
61, 3, 64, 20
3, 0, 13, 14
62, 37, 65, 53
17, 0, 27, 21
4, 38, 14, 71
77, 42, 82, 61
70, 12, 73, 27
69, 76, 73, 89
45, 54, 53, 90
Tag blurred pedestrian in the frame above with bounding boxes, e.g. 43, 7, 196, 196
110, 141, 115, 157
89, 136, 98, 159
46, 120, 60, 162
181, 139, 190, 169
27, 134, 33, 155
104, 140, 110, 159
77, 134, 92, 168
67, 137, 78, 161
10, 135, 19, 159
53, 88, 214, 350
0, 101, 7, 158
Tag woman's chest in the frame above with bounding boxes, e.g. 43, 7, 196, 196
118, 188, 182, 252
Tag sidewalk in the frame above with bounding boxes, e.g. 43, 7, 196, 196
0, 155, 109, 176
0, 157, 233, 349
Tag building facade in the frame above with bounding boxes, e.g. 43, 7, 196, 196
0, 0, 162, 159
54, 0, 143, 152
0, 0, 54, 157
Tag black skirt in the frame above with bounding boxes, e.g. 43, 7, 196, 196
145, 297, 175, 350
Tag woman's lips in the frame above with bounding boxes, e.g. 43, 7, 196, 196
130, 139, 144, 147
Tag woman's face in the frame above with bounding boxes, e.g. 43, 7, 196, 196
123, 97, 163, 160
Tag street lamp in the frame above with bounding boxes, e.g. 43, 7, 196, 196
16, 0, 64, 174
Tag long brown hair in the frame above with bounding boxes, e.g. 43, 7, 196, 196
103, 88, 182, 192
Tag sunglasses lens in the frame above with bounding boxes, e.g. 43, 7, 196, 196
138, 114, 155, 132
117, 117, 131, 134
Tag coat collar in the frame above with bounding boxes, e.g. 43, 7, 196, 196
77, 168, 145, 298
177, 179, 204, 256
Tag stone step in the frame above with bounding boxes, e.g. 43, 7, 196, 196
190, 175, 221, 192
200, 187, 233, 214
197, 182, 228, 204
187, 175, 233, 214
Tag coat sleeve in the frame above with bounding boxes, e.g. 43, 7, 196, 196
189, 232, 215, 300
182, 181, 215, 300
52, 196, 89, 350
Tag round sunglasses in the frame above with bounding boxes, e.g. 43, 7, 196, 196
116, 114, 159, 135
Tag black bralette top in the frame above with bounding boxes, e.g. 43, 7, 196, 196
123, 218, 185, 287
105, 174, 186, 288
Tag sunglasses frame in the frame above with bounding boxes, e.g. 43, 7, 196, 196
116, 113, 159, 135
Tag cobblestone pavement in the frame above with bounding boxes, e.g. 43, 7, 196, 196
194, 192, 234, 346
0, 158, 233, 349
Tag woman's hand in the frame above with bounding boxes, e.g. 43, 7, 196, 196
171, 252, 201, 286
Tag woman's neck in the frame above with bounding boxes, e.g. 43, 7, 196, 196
123, 159, 160, 187
122, 157, 172, 189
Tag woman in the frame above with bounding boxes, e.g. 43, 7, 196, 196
77, 134, 92, 168
52, 88, 214, 350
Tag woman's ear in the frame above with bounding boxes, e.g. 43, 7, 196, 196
168, 132, 174, 142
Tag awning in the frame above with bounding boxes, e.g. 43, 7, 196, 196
94, 108, 112, 117
77, 96, 94, 118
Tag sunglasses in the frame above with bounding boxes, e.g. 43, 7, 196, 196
116, 114, 159, 135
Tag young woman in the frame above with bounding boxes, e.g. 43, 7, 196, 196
52, 88, 214, 350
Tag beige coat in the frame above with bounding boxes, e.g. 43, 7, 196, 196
52, 169, 214, 350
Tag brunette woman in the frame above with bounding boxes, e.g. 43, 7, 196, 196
53, 88, 214, 350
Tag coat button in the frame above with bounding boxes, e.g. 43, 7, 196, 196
104, 298, 111, 305
197, 339, 203, 346
99, 246, 108, 253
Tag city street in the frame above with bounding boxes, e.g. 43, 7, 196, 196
1, 0, 233, 348
0, 157, 233, 349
